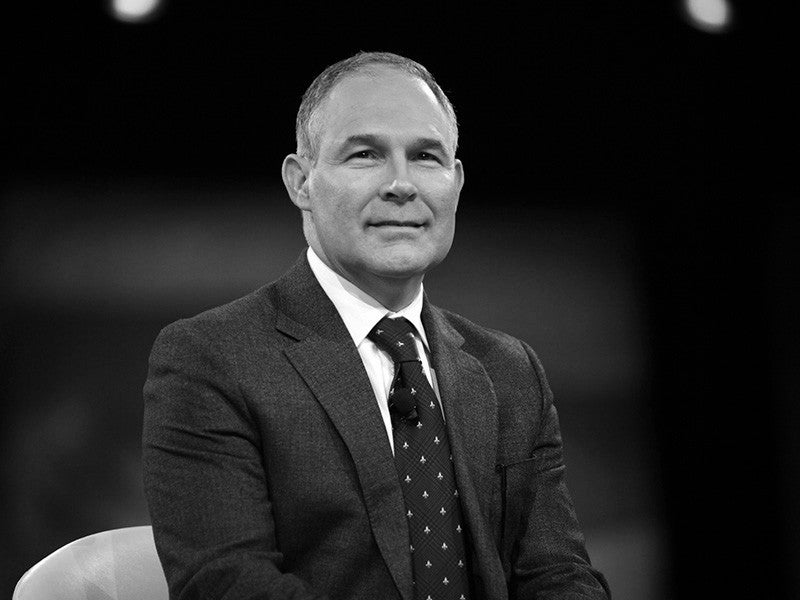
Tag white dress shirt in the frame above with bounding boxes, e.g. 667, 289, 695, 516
306, 247, 441, 453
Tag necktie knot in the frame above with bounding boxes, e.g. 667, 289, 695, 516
368, 316, 420, 363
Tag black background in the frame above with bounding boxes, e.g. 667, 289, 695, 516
3, 1, 798, 598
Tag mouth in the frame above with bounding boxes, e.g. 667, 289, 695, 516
369, 220, 425, 228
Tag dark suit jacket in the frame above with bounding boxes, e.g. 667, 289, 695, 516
143, 254, 610, 600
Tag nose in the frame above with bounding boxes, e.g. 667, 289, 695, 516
379, 158, 417, 204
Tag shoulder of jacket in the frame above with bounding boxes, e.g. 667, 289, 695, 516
159, 283, 277, 343
434, 306, 527, 355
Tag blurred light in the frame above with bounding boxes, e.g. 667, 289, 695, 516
109, 0, 163, 23
682, 0, 732, 33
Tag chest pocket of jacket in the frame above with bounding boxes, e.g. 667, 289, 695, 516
495, 456, 538, 579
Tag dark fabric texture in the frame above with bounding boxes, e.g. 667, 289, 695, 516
369, 316, 470, 600
142, 253, 611, 600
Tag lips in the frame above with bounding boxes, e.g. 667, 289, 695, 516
370, 220, 424, 227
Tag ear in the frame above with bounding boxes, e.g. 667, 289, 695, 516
282, 154, 312, 210
453, 158, 465, 210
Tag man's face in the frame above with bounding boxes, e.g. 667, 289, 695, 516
296, 66, 464, 289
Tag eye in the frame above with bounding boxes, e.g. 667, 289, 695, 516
416, 151, 442, 163
348, 149, 377, 160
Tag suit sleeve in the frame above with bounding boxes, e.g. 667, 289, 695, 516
505, 342, 611, 599
142, 321, 326, 600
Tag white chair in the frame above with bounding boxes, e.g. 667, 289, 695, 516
13, 526, 169, 600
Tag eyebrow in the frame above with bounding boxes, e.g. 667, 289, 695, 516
340, 133, 450, 155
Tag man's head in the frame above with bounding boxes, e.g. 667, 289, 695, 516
282, 51, 464, 310
295, 52, 459, 163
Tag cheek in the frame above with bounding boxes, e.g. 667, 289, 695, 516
430, 192, 460, 220
308, 175, 337, 205
421, 175, 461, 209
310, 174, 366, 215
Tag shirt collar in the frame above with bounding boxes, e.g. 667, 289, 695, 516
306, 247, 429, 349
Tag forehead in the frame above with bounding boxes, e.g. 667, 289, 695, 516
313, 66, 453, 150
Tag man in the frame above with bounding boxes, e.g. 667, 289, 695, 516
143, 51, 610, 600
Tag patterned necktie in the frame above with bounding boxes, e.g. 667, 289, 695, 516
368, 316, 470, 600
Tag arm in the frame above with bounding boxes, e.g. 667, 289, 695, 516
504, 343, 611, 599
142, 321, 326, 600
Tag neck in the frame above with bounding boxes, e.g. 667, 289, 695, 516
352, 272, 423, 312
307, 244, 424, 311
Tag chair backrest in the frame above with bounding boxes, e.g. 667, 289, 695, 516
13, 526, 169, 600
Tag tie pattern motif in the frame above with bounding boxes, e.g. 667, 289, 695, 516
369, 316, 469, 600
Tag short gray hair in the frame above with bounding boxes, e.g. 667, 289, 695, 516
295, 51, 459, 161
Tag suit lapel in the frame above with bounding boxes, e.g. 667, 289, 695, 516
423, 301, 506, 595
269, 255, 414, 600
